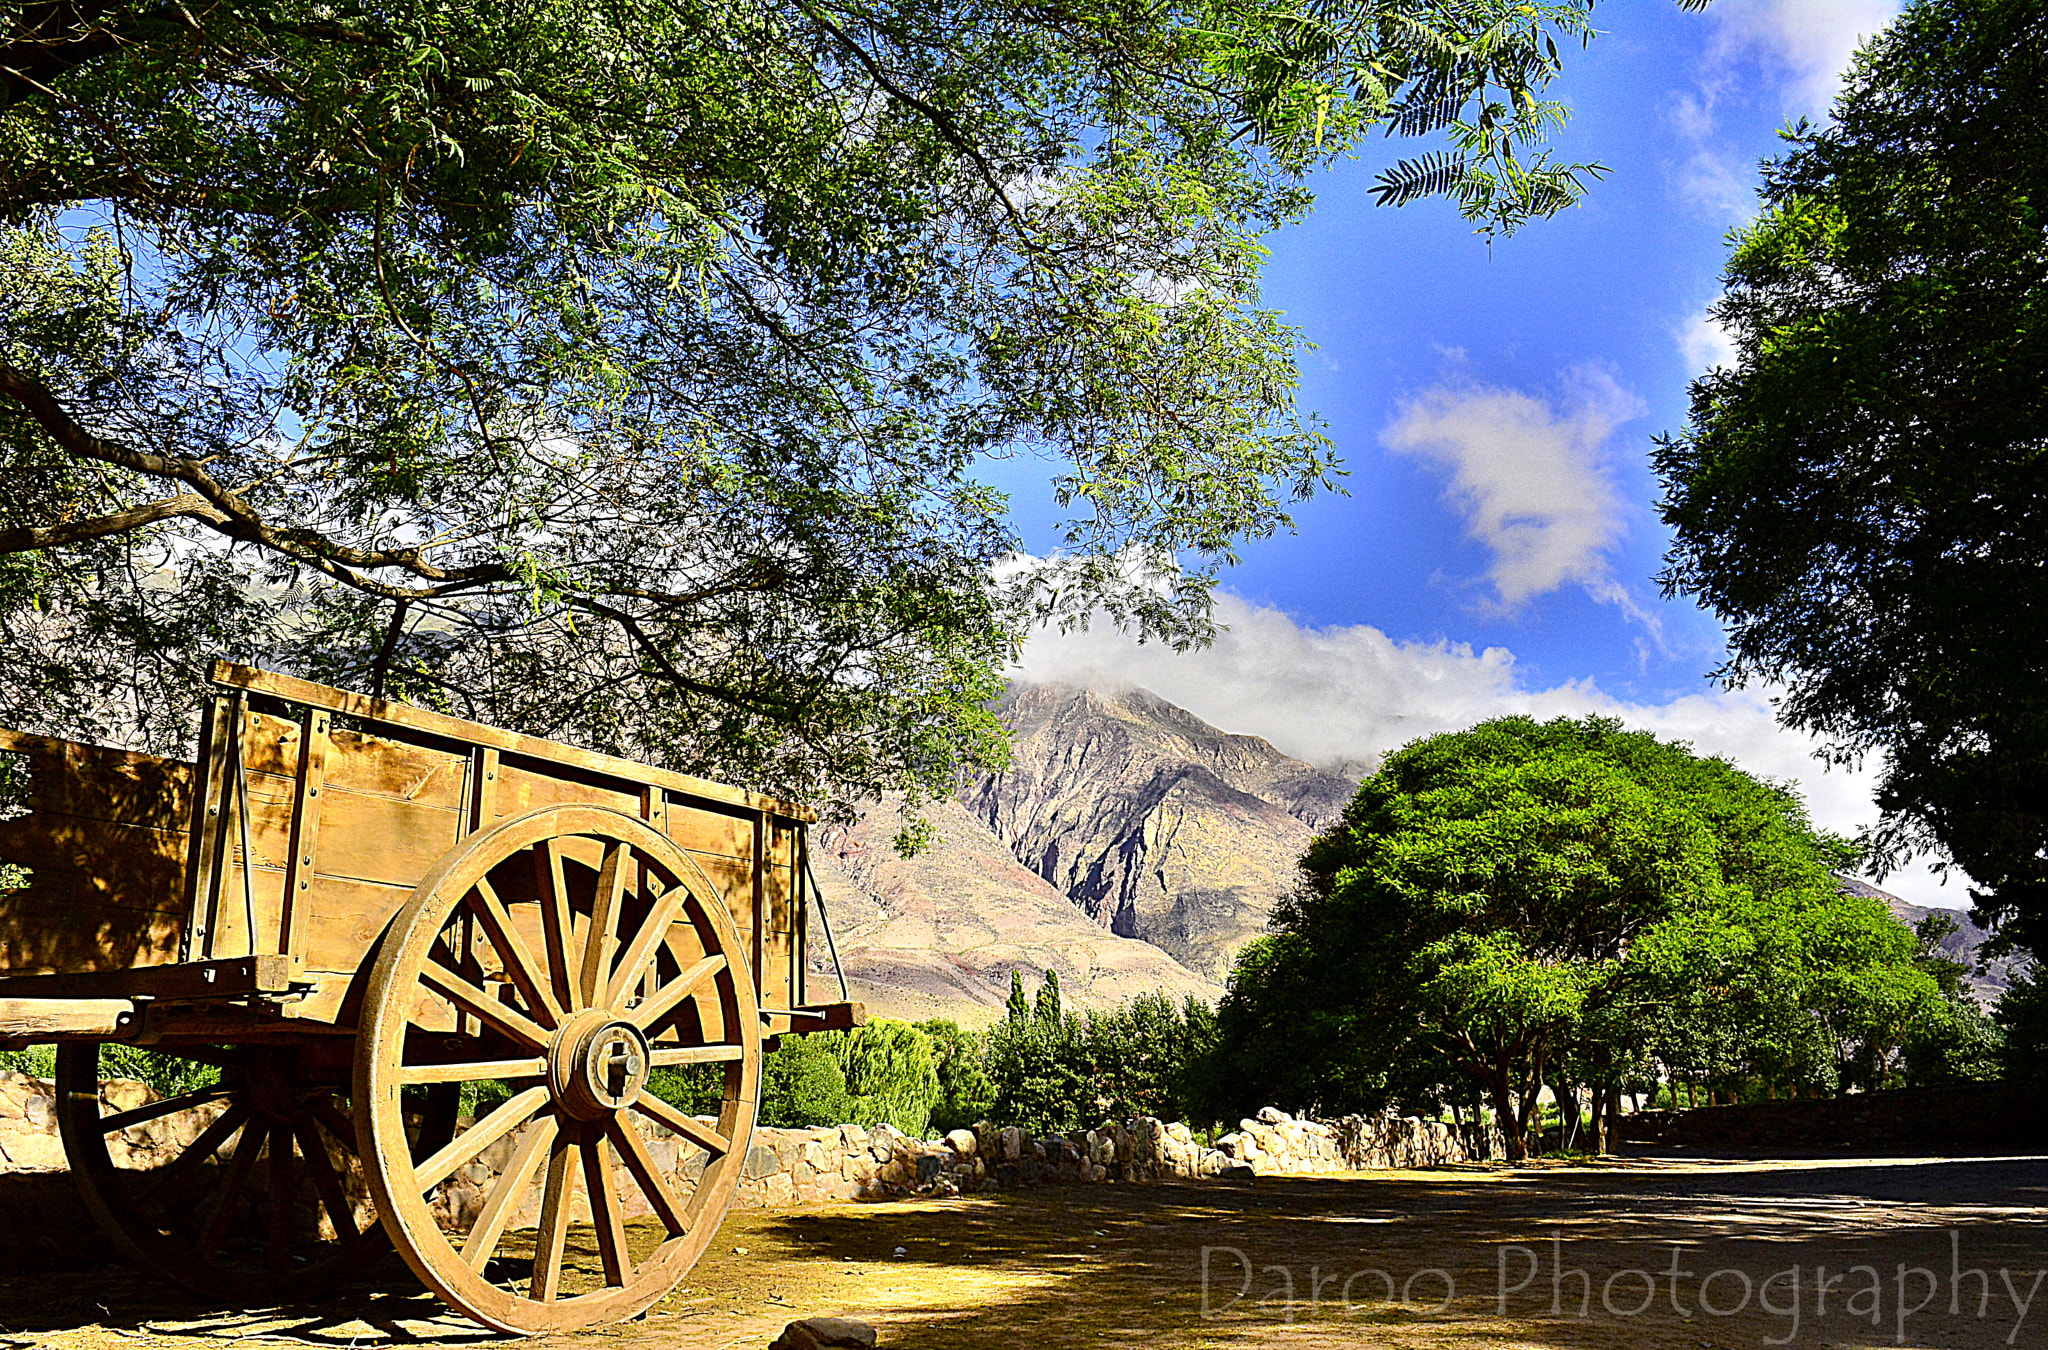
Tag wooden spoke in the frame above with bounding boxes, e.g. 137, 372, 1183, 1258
197, 1118, 265, 1260
414, 1085, 550, 1191
100, 1083, 236, 1135
629, 1092, 730, 1157
605, 881, 687, 1008
468, 874, 566, 1028
630, 954, 726, 1032
581, 1130, 631, 1288
399, 1056, 548, 1085
648, 1043, 745, 1067
266, 1125, 294, 1276
534, 839, 579, 1013
528, 1131, 580, 1303
292, 1117, 358, 1243
579, 842, 630, 1008
310, 1097, 360, 1156
461, 1114, 556, 1272
606, 1116, 688, 1235
134, 1101, 249, 1205
417, 959, 551, 1050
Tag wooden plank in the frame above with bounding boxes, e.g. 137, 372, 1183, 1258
293, 876, 415, 972
0, 818, 191, 912
491, 761, 640, 825
245, 709, 470, 810
750, 810, 765, 1005
212, 662, 815, 822
291, 787, 462, 889
0, 997, 136, 1039
0, 901, 185, 973
279, 707, 329, 959
0, 954, 299, 1000
0, 735, 194, 833
327, 727, 468, 808
666, 804, 754, 860
185, 692, 235, 960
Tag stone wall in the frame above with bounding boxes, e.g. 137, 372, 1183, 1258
1214, 1106, 1502, 1174
1619, 1084, 2037, 1154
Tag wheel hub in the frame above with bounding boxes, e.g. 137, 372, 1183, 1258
549, 1011, 651, 1120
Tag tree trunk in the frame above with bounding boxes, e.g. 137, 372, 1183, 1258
1487, 1074, 1524, 1162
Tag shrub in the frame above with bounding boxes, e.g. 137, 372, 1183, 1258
917, 1019, 994, 1134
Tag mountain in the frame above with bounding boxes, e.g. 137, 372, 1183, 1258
804, 794, 1221, 1024
1838, 877, 2017, 1005
956, 682, 1357, 981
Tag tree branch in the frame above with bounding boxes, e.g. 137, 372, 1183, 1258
0, 491, 225, 552
0, 362, 515, 595
796, 1, 1036, 250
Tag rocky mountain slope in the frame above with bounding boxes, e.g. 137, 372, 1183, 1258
956, 682, 1355, 981
805, 795, 1221, 1024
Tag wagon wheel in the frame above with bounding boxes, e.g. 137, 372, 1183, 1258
55, 1039, 457, 1303
355, 805, 762, 1335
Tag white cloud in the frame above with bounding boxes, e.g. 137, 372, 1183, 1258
1380, 366, 1644, 610
1016, 589, 1962, 909
1673, 147, 1758, 223
1704, 0, 1903, 117
1678, 304, 1738, 375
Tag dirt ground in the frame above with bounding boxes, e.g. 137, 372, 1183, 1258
4, 1151, 2047, 1350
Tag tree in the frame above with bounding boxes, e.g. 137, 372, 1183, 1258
1, 0, 1680, 814
1205, 715, 1903, 1159
1654, 0, 2048, 948
916, 1019, 995, 1134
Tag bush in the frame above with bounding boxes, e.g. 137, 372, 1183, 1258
984, 972, 1220, 1133
759, 1033, 853, 1128
0, 1044, 54, 1079
917, 1019, 994, 1134
837, 1020, 941, 1136
757, 1019, 943, 1134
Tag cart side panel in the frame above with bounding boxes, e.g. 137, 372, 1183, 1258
0, 732, 193, 973
243, 712, 471, 1019
196, 711, 468, 974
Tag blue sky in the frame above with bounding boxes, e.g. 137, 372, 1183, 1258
1011, 0, 1969, 907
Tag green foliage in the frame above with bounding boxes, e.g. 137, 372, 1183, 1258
836, 1020, 942, 1137
0, 1044, 53, 1079
758, 1019, 942, 1135
986, 973, 1219, 1132
1206, 715, 1942, 1158
0, 0, 1681, 811
917, 1020, 995, 1135
645, 1064, 731, 1118
1998, 964, 2048, 1095
1033, 971, 1063, 1029
759, 1035, 855, 1129
1654, 0, 2048, 950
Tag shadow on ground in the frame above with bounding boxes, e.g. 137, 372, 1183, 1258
5, 1156, 2048, 1349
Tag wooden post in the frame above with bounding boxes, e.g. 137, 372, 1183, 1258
751, 808, 766, 1003
468, 748, 500, 835
183, 692, 236, 961
279, 706, 333, 959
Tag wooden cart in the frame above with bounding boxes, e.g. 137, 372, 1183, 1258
0, 662, 858, 1334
